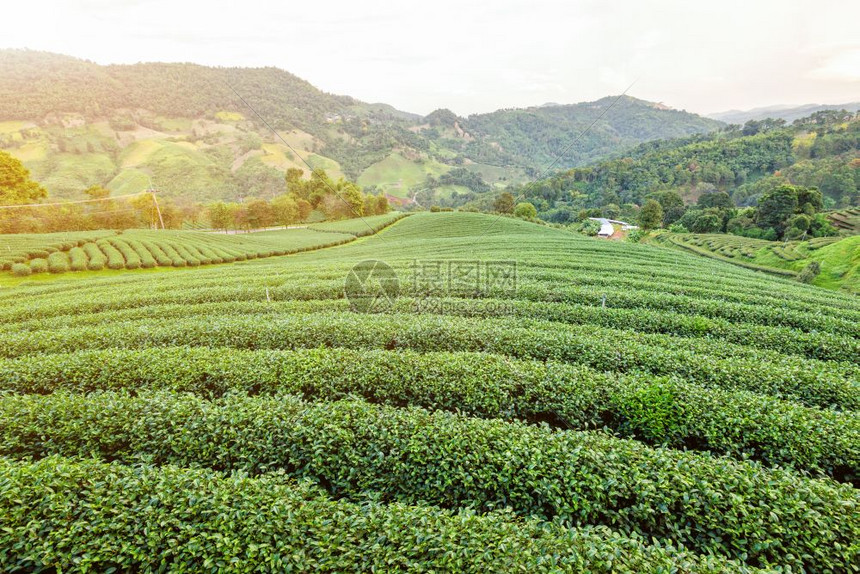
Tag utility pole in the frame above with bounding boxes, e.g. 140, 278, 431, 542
147, 178, 165, 230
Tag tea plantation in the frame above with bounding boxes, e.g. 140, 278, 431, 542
649, 231, 860, 293
0, 212, 857, 572
0, 213, 406, 276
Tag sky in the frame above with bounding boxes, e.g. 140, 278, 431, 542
3, 0, 859, 116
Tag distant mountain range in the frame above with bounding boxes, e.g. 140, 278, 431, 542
0, 50, 722, 202
708, 103, 860, 125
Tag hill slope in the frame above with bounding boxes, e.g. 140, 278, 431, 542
0, 212, 858, 571
0, 50, 722, 201
648, 232, 860, 293
504, 113, 859, 218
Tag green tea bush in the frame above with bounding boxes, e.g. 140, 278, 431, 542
1, 313, 852, 410
157, 241, 186, 266
170, 242, 201, 266
194, 244, 223, 264
0, 392, 855, 571
184, 243, 212, 264
3, 347, 855, 481
10, 263, 31, 277
140, 240, 172, 266
28, 258, 47, 273
46, 251, 70, 274
107, 238, 141, 269
0, 456, 749, 573
82, 242, 106, 270
67, 246, 88, 271
96, 240, 125, 270
124, 239, 157, 268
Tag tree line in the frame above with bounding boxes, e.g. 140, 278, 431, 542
0, 150, 388, 234
206, 168, 389, 232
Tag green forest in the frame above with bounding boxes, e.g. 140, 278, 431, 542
471, 110, 859, 226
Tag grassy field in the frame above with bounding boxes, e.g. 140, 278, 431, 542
0, 212, 858, 572
357, 152, 450, 196
649, 231, 860, 293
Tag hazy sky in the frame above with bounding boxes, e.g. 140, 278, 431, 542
3, 0, 859, 116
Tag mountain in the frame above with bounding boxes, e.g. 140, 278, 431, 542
0, 49, 722, 202
456, 97, 720, 171
709, 103, 860, 125
491, 112, 859, 223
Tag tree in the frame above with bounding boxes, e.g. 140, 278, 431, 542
638, 199, 664, 230
324, 180, 364, 220
493, 192, 515, 214
295, 199, 312, 222
697, 191, 733, 210
84, 185, 111, 199
375, 195, 390, 215
601, 203, 620, 220
207, 202, 233, 231
244, 199, 274, 229
653, 190, 685, 225
756, 185, 799, 236
689, 212, 722, 233
285, 168, 305, 196
796, 186, 823, 213
0, 150, 47, 205
271, 194, 299, 227
514, 202, 537, 219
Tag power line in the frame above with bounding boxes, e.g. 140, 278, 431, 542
0, 207, 146, 220
0, 191, 147, 210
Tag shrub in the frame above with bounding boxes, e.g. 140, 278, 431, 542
798, 261, 821, 284
125, 240, 157, 268
96, 240, 125, 270
627, 229, 647, 243
514, 202, 537, 219
68, 247, 88, 271
155, 242, 185, 267
171, 243, 200, 266
29, 258, 48, 273
0, 457, 745, 573
0, 313, 854, 411
3, 347, 855, 482
46, 251, 70, 274
576, 219, 600, 236
11, 263, 31, 277
83, 243, 106, 271
108, 239, 142, 269
0, 392, 855, 572
761, 227, 778, 241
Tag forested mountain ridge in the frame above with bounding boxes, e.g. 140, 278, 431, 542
490, 110, 859, 223
0, 50, 722, 202
455, 96, 721, 170
709, 102, 860, 125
